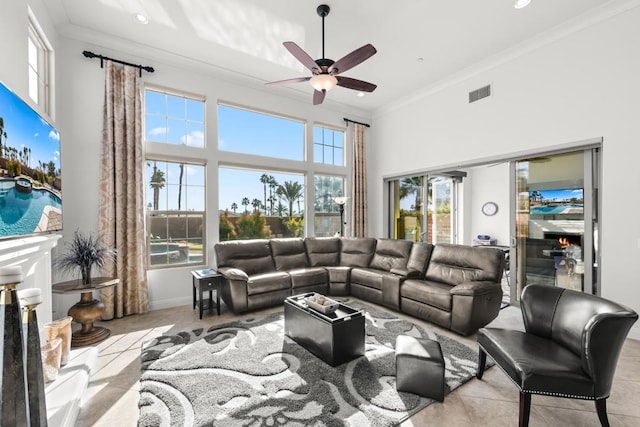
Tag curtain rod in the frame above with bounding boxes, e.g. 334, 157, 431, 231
82, 50, 155, 77
343, 118, 371, 128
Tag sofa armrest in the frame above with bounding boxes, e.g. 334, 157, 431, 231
450, 281, 501, 296
217, 267, 249, 281
390, 267, 421, 278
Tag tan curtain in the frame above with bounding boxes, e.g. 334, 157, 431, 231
99, 61, 148, 318
350, 123, 368, 237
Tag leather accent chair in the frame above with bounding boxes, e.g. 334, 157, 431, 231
477, 284, 638, 427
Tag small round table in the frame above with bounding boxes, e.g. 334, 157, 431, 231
52, 277, 119, 347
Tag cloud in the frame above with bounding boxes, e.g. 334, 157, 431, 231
49, 130, 60, 140
181, 130, 204, 147
149, 127, 167, 136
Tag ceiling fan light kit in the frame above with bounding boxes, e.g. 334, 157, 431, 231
265, 4, 377, 105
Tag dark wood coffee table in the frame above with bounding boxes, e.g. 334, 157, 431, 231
284, 293, 365, 366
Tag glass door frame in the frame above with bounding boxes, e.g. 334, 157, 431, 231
386, 172, 465, 244
508, 146, 601, 305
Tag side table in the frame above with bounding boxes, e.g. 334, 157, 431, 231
52, 277, 119, 347
191, 269, 222, 319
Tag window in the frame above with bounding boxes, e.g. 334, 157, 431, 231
314, 126, 344, 166
219, 167, 305, 240
146, 160, 205, 267
218, 104, 304, 160
27, 10, 52, 114
314, 175, 344, 236
145, 88, 205, 147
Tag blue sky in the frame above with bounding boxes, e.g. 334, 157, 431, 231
0, 82, 61, 171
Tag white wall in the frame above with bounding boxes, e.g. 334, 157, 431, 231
370, 6, 640, 338
464, 164, 510, 246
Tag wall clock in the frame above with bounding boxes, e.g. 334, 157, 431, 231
482, 202, 498, 216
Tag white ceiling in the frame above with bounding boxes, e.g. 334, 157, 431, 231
44, 0, 619, 112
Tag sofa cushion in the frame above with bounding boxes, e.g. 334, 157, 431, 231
289, 267, 329, 289
370, 239, 413, 272
215, 239, 274, 275
351, 268, 384, 290
325, 266, 351, 284
425, 244, 503, 286
305, 237, 341, 266
406, 243, 434, 277
246, 272, 291, 296
270, 238, 309, 271
341, 237, 376, 267
401, 279, 453, 311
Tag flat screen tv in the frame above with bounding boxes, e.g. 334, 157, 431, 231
0, 81, 62, 240
529, 188, 583, 215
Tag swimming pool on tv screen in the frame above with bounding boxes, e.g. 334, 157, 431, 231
0, 182, 62, 236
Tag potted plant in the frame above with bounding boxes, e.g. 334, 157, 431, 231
56, 231, 116, 285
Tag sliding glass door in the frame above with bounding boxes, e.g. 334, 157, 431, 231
511, 148, 600, 303
388, 174, 463, 244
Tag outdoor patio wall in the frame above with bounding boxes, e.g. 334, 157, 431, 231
369, 4, 640, 339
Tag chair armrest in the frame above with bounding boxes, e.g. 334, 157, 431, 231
390, 267, 421, 278
217, 267, 249, 281
450, 281, 501, 296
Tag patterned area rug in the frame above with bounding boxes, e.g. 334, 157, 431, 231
138, 302, 486, 427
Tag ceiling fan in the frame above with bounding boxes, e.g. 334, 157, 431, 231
265, 4, 378, 105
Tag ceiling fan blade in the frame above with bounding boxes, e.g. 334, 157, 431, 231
328, 44, 377, 75
313, 89, 326, 105
265, 77, 310, 87
336, 76, 377, 92
283, 41, 319, 72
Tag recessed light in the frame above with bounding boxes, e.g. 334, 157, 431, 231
514, 0, 531, 9
417, 57, 424, 62
134, 13, 148, 24
356, 92, 365, 97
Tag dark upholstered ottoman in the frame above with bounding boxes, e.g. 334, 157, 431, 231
395, 335, 445, 401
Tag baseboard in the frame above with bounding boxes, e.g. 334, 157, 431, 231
148, 295, 191, 312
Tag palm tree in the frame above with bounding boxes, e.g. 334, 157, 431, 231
149, 162, 166, 210
260, 173, 270, 215
277, 181, 303, 217
177, 163, 185, 210
0, 117, 7, 159
400, 177, 423, 211
231, 202, 238, 213
268, 176, 278, 215
241, 197, 250, 214
251, 198, 262, 212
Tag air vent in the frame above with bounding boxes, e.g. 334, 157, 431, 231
469, 85, 491, 103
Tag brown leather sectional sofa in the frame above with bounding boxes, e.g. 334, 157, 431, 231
214, 237, 505, 335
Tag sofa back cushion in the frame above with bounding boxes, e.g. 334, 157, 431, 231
305, 237, 341, 266
340, 237, 377, 267
425, 244, 503, 286
215, 239, 275, 275
369, 239, 413, 272
406, 243, 434, 276
270, 238, 309, 270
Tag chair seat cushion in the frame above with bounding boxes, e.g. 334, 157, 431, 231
401, 280, 453, 311
478, 328, 596, 398
246, 272, 291, 296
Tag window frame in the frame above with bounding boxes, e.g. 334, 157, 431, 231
144, 86, 208, 270
27, 8, 52, 115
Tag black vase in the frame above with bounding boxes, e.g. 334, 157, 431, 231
0, 280, 30, 426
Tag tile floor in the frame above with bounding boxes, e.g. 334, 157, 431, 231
77, 300, 640, 427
